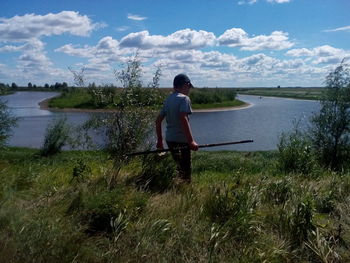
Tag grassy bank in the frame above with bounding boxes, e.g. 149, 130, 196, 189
47, 88, 245, 111
48, 89, 95, 109
1, 147, 349, 262
236, 87, 324, 100
192, 99, 246, 110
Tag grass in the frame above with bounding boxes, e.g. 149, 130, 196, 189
47, 88, 246, 111
48, 89, 93, 109
1, 147, 350, 262
236, 87, 324, 100
192, 99, 246, 110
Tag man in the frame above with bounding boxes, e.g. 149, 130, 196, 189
156, 74, 199, 183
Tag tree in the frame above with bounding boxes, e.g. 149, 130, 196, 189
0, 99, 17, 147
82, 55, 161, 189
28, 82, 33, 89
11, 82, 18, 89
310, 61, 350, 170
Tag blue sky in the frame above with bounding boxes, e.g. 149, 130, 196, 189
0, 0, 349, 87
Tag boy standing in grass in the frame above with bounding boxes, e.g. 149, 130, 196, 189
155, 74, 199, 183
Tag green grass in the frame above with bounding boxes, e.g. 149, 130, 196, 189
236, 87, 324, 100
48, 89, 93, 109
47, 88, 245, 111
1, 147, 350, 262
192, 99, 246, 109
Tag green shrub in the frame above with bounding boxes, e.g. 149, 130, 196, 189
79, 189, 125, 233
289, 199, 316, 247
78, 188, 147, 234
277, 126, 315, 175
71, 158, 91, 183
310, 62, 350, 171
40, 116, 70, 157
136, 153, 176, 192
263, 178, 293, 205
314, 178, 346, 214
202, 185, 256, 240
88, 85, 116, 108
190, 88, 236, 104
0, 98, 17, 147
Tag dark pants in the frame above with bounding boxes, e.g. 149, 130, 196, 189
166, 141, 192, 182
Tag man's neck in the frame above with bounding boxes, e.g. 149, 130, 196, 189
174, 88, 188, 96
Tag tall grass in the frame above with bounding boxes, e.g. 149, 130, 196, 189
1, 148, 350, 262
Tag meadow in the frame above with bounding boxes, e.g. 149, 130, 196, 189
1, 60, 349, 263
1, 147, 349, 262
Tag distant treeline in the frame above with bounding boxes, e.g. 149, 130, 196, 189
0, 82, 72, 94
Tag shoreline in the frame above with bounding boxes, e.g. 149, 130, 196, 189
193, 102, 252, 112
39, 97, 252, 113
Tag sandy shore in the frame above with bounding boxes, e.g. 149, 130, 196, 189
193, 102, 252, 112
39, 98, 252, 113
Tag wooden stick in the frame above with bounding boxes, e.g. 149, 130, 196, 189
127, 139, 254, 156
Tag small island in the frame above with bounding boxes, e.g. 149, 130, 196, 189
41, 86, 249, 112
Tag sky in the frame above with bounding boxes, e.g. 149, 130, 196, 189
0, 0, 349, 87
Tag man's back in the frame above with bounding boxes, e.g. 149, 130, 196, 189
160, 92, 192, 143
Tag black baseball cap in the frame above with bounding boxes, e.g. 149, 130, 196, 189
173, 74, 194, 88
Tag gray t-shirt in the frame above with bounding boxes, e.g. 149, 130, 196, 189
159, 92, 193, 143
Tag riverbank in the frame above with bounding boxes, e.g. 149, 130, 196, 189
1, 147, 349, 262
235, 87, 323, 100
39, 96, 251, 113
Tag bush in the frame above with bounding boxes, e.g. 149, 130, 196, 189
289, 199, 316, 247
310, 61, 350, 170
277, 124, 315, 175
190, 88, 237, 105
40, 116, 70, 156
77, 188, 147, 234
263, 178, 293, 205
135, 153, 176, 192
202, 185, 256, 240
0, 98, 17, 147
88, 85, 116, 108
82, 55, 162, 189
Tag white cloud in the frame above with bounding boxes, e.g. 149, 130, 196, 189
0, 11, 101, 42
127, 14, 147, 21
116, 26, 129, 32
238, 0, 257, 5
0, 39, 50, 68
218, 29, 294, 50
323, 25, 350, 32
286, 45, 350, 65
120, 29, 216, 50
55, 44, 95, 58
238, 0, 290, 4
267, 0, 291, 3
286, 45, 343, 57
285, 48, 313, 57
0, 39, 45, 53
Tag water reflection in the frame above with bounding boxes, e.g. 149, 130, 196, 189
4, 91, 59, 117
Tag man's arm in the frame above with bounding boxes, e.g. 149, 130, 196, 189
179, 112, 199, 151
155, 114, 165, 149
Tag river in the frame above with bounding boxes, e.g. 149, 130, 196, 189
2, 91, 320, 151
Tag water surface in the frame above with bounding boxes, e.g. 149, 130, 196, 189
3, 92, 320, 151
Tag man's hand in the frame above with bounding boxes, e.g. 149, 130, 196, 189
189, 141, 199, 151
156, 140, 164, 150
